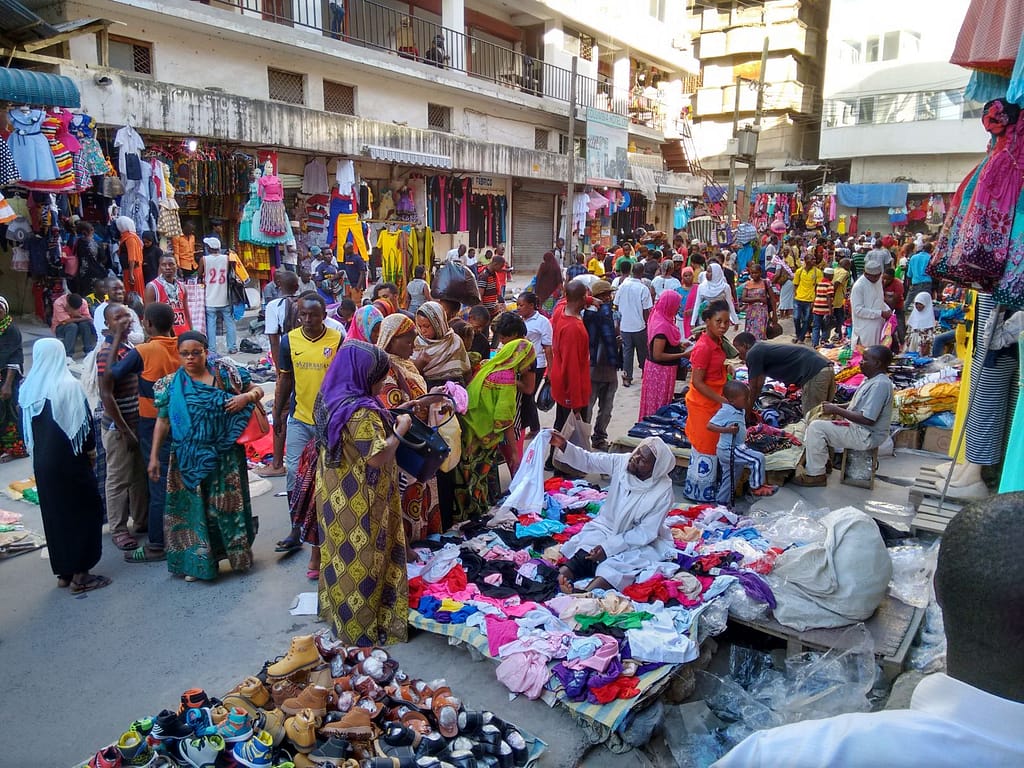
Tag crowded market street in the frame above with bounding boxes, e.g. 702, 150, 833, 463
0, 0, 1023, 766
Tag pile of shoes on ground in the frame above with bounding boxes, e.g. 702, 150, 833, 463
81, 632, 535, 768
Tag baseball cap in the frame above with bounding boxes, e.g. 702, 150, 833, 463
203, 236, 221, 250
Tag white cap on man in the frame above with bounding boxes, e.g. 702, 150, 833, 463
204, 236, 221, 251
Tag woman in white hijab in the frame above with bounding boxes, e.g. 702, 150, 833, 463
691, 262, 739, 327
20, 338, 109, 593
549, 433, 678, 592
906, 291, 936, 356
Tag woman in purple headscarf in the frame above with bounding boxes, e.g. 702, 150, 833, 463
314, 340, 413, 646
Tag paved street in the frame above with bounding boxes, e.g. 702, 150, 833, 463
0, 313, 931, 767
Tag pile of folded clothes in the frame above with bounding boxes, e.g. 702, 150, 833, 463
754, 392, 804, 429
744, 423, 802, 455
627, 402, 689, 448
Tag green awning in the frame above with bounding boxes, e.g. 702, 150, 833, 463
0, 67, 80, 107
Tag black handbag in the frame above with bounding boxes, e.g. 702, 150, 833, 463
392, 399, 454, 482
535, 378, 555, 412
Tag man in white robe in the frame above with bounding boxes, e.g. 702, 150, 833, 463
548, 434, 677, 592
849, 254, 891, 348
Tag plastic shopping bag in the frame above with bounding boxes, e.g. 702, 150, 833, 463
684, 448, 719, 502
502, 429, 552, 513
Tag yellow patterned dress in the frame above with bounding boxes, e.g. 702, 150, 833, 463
316, 406, 408, 646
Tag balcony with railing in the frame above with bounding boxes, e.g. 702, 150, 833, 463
192, 0, 649, 116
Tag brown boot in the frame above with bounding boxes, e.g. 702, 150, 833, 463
223, 676, 271, 713
282, 685, 331, 717
320, 707, 377, 739
270, 679, 305, 708
267, 635, 321, 679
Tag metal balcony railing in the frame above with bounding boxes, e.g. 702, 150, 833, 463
196, 0, 629, 116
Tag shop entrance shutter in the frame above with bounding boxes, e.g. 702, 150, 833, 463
511, 191, 553, 277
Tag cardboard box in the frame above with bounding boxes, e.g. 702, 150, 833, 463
893, 429, 921, 450
922, 427, 952, 455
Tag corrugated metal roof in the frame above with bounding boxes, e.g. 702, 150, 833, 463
0, 0, 59, 45
0, 67, 80, 107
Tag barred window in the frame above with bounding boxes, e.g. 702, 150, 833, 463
268, 68, 305, 105
324, 80, 355, 115
534, 128, 550, 151
427, 103, 452, 132
107, 36, 153, 75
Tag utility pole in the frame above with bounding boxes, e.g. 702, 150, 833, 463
742, 37, 770, 222
726, 75, 742, 222
564, 55, 578, 268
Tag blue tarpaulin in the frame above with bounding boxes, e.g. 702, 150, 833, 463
836, 183, 908, 209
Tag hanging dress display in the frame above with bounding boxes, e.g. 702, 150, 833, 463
68, 114, 112, 176
964, 295, 1019, 466
258, 174, 287, 236
21, 112, 75, 193
6, 109, 58, 182
0, 134, 19, 186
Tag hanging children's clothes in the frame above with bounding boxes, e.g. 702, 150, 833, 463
22, 112, 75, 193
335, 159, 356, 196
68, 113, 111, 176
0, 135, 20, 186
113, 124, 145, 178
6, 109, 58, 182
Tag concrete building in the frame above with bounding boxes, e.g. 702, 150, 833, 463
7, 0, 701, 277
688, 0, 830, 190
818, 0, 987, 232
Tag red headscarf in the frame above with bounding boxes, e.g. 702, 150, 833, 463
647, 289, 682, 346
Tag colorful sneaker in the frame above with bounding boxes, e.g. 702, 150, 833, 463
217, 707, 254, 744
185, 708, 217, 737
88, 746, 122, 768
151, 709, 193, 743
232, 730, 274, 768
178, 734, 225, 768
116, 731, 145, 761
177, 688, 212, 716
128, 718, 154, 738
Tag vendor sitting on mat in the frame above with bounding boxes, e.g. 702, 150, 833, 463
548, 433, 676, 593
794, 345, 894, 487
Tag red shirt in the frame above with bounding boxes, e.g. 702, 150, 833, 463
883, 278, 905, 311
689, 332, 727, 387
550, 302, 591, 409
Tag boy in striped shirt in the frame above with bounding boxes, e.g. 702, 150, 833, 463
811, 268, 835, 347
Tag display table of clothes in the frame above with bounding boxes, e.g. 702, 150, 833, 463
78, 633, 545, 768
405, 485, 788, 735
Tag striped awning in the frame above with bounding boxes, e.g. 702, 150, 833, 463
0, 67, 80, 107
363, 145, 452, 169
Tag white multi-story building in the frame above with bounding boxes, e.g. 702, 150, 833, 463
4, 0, 701, 277
818, 0, 987, 232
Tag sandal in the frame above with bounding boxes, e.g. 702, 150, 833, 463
57, 576, 71, 588
124, 545, 166, 563
428, 686, 461, 739
751, 485, 778, 497
275, 535, 303, 553
112, 531, 138, 551
257, 465, 287, 478
71, 574, 112, 594
306, 569, 320, 580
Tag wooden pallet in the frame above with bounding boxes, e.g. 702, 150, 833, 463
909, 465, 963, 534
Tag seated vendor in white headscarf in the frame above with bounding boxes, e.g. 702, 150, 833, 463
548, 433, 677, 593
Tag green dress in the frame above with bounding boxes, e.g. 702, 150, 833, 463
154, 364, 255, 580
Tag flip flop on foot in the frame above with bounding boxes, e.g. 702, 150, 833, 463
275, 536, 303, 553
306, 569, 320, 580
257, 465, 287, 478
71, 574, 112, 594
112, 531, 138, 551
124, 545, 166, 563
751, 485, 778, 497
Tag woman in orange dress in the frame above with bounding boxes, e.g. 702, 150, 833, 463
684, 300, 733, 456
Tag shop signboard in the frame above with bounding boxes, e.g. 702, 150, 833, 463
585, 107, 629, 184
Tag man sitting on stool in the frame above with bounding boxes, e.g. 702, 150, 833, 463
793, 345, 893, 487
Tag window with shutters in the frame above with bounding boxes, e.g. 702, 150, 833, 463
107, 36, 153, 76
534, 128, 550, 151
427, 103, 452, 132
323, 80, 355, 115
268, 68, 305, 105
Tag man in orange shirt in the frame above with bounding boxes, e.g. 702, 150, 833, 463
171, 220, 199, 277
550, 279, 592, 433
